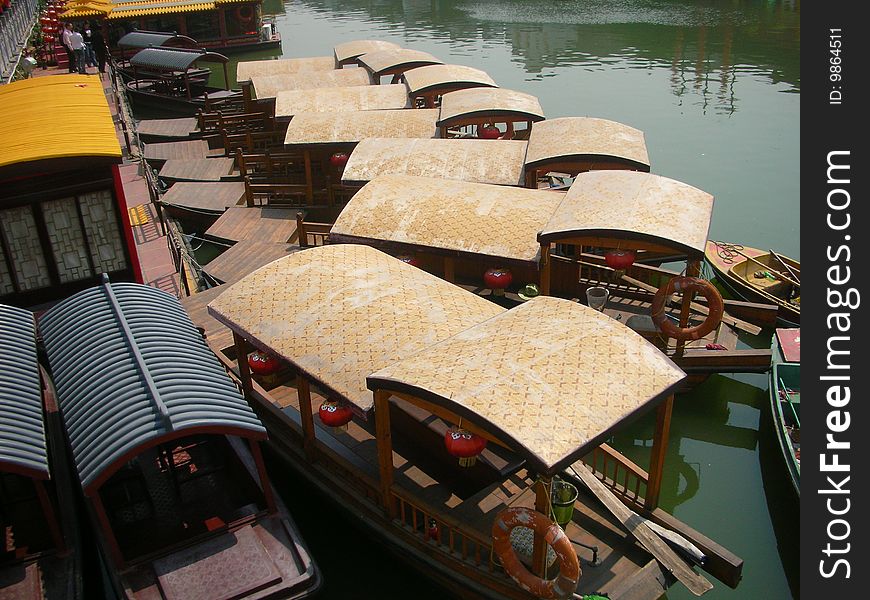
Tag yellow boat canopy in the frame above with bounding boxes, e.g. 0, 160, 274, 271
0, 75, 121, 179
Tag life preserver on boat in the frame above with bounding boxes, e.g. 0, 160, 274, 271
491, 507, 580, 599
650, 276, 724, 341
236, 4, 255, 23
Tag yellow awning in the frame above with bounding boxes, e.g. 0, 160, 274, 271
107, 2, 215, 20
0, 75, 121, 172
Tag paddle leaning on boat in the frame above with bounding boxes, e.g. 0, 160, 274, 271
705, 241, 800, 326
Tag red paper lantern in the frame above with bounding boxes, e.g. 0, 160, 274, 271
396, 255, 421, 268
604, 249, 636, 270
248, 350, 280, 376
483, 267, 513, 296
478, 125, 501, 139
330, 152, 349, 167
44, 34, 55, 43
444, 426, 486, 467
319, 400, 353, 430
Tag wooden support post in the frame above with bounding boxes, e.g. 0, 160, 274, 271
304, 150, 313, 203
34, 480, 66, 553
645, 395, 674, 510
297, 375, 316, 459
233, 332, 253, 395
532, 477, 552, 577
676, 260, 701, 353
250, 440, 278, 514
374, 389, 396, 518
90, 491, 126, 569
539, 243, 551, 295
443, 256, 455, 283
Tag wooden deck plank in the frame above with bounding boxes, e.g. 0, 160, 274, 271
137, 117, 199, 140
203, 239, 298, 284
144, 139, 211, 164
160, 181, 247, 213
205, 207, 299, 244
178, 285, 235, 352
160, 158, 239, 184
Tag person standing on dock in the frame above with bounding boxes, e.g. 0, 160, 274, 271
90, 23, 108, 75
67, 26, 86, 75
82, 25, 97, 69
61, 23, 76, 73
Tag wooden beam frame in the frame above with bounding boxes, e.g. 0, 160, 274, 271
374, 390, 396, 518
297, 375, 317, 459
645, 395, 674, 510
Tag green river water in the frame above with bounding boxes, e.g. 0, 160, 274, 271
220, 2, 801, 598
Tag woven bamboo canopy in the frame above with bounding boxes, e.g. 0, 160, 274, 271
357, 49, 443, 77
341, 138, 528, 186
330, 174, 557, 264
236, 56, 336, 82
437, 88, 545, 128
368, 296, 686, 476
524, 117, 650, 172
251, 69, 372, 99
283, 109, 439, 146
334, 40, 402, 65
538, 170, 714, 255
403, 64, 497, 96
207, 244, 503, 413
275, 85, 410, 119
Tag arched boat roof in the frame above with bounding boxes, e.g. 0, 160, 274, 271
40, 282, 266, 495
357, 49, 443, 77
236, 56, 336, 82
275, 85, 410, 119
283, 109, 439, 145
251, 68, 371, 99
437, 88, 545, 128
538, 170, 714, 256
330, 174, 555, 264
368, 296, 685, 476
207, 244, 504, 413
0, 305, 49, 481
117, 30, 198, 50
524, 117, 650, 172
129, 47, 229, 71
404, 64, 497, 96
334, 40, 402, 65
341, 138, 528, 186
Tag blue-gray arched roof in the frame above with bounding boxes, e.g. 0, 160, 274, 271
0, 305, 49, 480
40, 282, 265, 493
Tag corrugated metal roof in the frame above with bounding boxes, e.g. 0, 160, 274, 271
0, 305, 49, 480
40, 282, 266, 493
130, 47, 228, 71
118, 31, 198, 50
0, 76, 121, 175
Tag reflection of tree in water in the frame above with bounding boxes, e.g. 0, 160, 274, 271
608, 374, 762, 510
297, 0, 799, 113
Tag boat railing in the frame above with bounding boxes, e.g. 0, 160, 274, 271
580, 443, 649, 508
390, 485, 497, 572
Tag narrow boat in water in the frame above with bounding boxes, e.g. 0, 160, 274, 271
125, 47, 242, 117
38, 280, 321, 600
705, 241, 800, 326
770, 328, 800, 496
198, 244, 744, 600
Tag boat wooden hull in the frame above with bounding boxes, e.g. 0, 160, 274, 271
770, 330, 800, 496
705, 241, 800, 326
125, 80, 242, 117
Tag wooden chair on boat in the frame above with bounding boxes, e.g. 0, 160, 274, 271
295, 212, 332, 248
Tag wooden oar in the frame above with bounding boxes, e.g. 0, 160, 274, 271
769, 249, 801, 284
620, 274, 762, 336
714, 243, 799, 287
570, 463, 714, 596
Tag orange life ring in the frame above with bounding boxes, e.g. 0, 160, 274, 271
491, 507, 580, 599
651, 276, 724, 341
236, 5, 254, 23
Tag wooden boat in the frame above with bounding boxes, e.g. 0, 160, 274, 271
770, 328, 800, 496
0, 305, 82, 599
113, 30, 199, 82
38, 281, 321, 600
705, 241, 800, 326
196, 244, 744, 600
61, 0, 281, 55
125, 47, 241, 117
